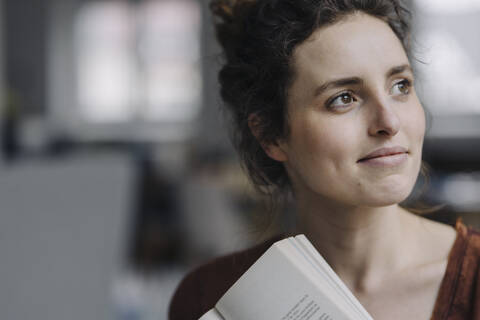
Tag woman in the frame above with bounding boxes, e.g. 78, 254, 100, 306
169, 0, 480, 319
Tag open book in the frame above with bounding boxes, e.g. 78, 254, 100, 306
199, 235, 373, 320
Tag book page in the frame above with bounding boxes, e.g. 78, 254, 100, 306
279, 239, 359, 318
293, 236, 373, 320
215, 242, 352, 320
199, 308, 225, 320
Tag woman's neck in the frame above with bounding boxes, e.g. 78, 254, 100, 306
295, 201, 420, 294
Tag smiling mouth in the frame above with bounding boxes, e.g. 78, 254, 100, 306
357, 146, 409, 164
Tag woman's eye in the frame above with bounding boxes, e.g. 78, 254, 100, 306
391, 79, 411, 96
327, 92, 357, 109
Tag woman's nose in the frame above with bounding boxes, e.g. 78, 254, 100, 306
367, 99, 401, 137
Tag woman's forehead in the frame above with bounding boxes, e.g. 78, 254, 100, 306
291, 12, 409, 82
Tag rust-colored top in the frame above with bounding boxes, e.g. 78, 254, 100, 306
431, 221, 480, 320
169, 222, 480, 320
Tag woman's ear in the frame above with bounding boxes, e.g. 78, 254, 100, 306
248, 114, 288, 162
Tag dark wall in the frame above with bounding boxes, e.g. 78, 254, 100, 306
4, 0, 48, 116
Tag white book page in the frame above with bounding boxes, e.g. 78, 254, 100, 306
294, 235, 373, 320
215, 240, 353, 320
199, 308, 225, 320
278, 239, 360, 319
288, 238, 364, 318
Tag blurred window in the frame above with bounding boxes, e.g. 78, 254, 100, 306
416, 0, 480, 14
413, 1, 480, 116
74, 0, 202, 124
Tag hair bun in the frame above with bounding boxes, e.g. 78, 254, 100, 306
210, 0, 235, 22
210, 0, 256, 22
209, 0, 256, 61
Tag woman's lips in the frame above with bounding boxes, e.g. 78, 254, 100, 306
357, 146, 408, 167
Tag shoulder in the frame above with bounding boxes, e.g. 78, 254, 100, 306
450, 221, 480, 288
433, 221, 480, 319
452, 220, 480, 261
168, 235, 282, 320
443, 220, 480, 285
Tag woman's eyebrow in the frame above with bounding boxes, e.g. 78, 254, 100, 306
314, 77, 363, 97
386, 64, 412, 78
313, 64, 413, 97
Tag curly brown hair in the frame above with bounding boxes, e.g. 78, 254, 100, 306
210, 0, 412, 197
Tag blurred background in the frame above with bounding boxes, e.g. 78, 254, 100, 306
0, 0, 479, 319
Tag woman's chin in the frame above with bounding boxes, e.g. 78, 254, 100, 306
357, 173, 418, 206
360, 186, 414, 208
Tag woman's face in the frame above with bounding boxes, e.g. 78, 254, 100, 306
267, 12, 425, 208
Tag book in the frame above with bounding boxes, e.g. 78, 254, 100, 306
199, 235, 374, 320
